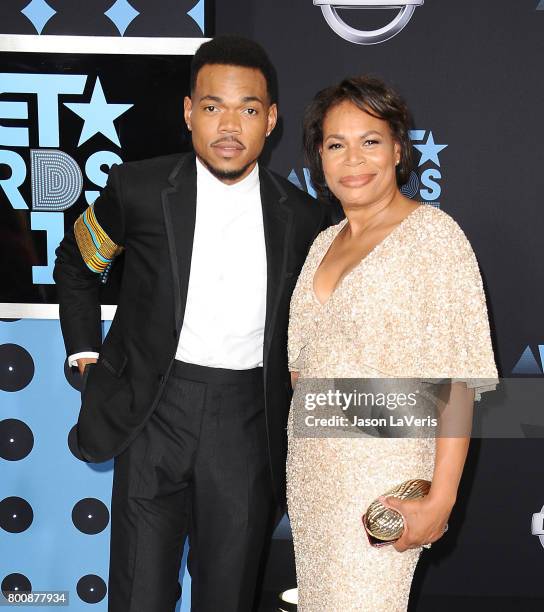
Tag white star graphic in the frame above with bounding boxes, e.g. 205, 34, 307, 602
64, 77, 133, 147
413, 131, 448, 167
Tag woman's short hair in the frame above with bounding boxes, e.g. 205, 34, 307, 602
303, 75, 415, 203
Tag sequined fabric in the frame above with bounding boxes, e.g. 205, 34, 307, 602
286, 204, 498, 611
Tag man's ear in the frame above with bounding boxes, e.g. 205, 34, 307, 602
183, 96, 192, 131
266, 103, 278, 136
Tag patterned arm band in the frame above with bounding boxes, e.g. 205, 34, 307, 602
74, 203, 124, 274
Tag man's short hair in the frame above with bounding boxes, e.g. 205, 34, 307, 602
190, 35, 277, 104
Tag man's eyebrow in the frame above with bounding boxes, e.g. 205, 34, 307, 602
199, 95, 223, 103
198, 95, 265, 105
241, 96, 265, 105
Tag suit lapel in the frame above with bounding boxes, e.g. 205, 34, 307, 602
161, 153, 197, 336
260, 166, 293, 365
161, 155, 292, 363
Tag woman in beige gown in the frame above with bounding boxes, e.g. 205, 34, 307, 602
286, 76, 498, 611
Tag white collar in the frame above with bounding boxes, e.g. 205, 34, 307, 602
196, 155, 260, 195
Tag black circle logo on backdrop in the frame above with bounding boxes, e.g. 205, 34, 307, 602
1, 573, 32, 598
0, 419, 34, 461
72, 498, 110, 534
0, 497, 34, 533
76, 574, 107, 603
0, 344, 34, 392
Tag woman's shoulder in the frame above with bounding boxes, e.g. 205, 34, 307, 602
413, 204, 475, 254
414, 203, 462, 231
310, 217, 347, 250
409, 205, 484, 287
321, 216, 347, 236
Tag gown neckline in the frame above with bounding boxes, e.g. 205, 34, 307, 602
311, 204, 425, 307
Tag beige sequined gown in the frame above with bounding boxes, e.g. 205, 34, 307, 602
286, 204, 498, 611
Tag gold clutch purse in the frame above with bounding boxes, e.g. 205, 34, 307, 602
362, 479, 431, 547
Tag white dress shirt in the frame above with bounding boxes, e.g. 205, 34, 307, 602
68, 156, 267, 370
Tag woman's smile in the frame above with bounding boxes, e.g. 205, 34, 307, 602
339, 173, 377, 188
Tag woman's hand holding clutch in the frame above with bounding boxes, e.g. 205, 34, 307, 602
378, 493, 453, 552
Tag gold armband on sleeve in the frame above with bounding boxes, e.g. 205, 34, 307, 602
74, 203, 123, 273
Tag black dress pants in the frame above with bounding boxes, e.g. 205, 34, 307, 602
107, 360, 279, 612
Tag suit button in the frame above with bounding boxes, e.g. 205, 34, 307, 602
157, 374, 164, 382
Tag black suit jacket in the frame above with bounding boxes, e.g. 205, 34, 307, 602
53, 151, 329, 509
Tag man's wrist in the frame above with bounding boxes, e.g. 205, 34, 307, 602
68, 351, 100, 368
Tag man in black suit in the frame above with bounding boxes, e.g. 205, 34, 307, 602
54, 35, 328, 611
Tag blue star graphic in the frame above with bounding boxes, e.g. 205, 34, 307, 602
64, 78, 133, 147
413, 131, 448, 167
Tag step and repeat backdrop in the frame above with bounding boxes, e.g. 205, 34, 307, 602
1, 0, 544, 610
